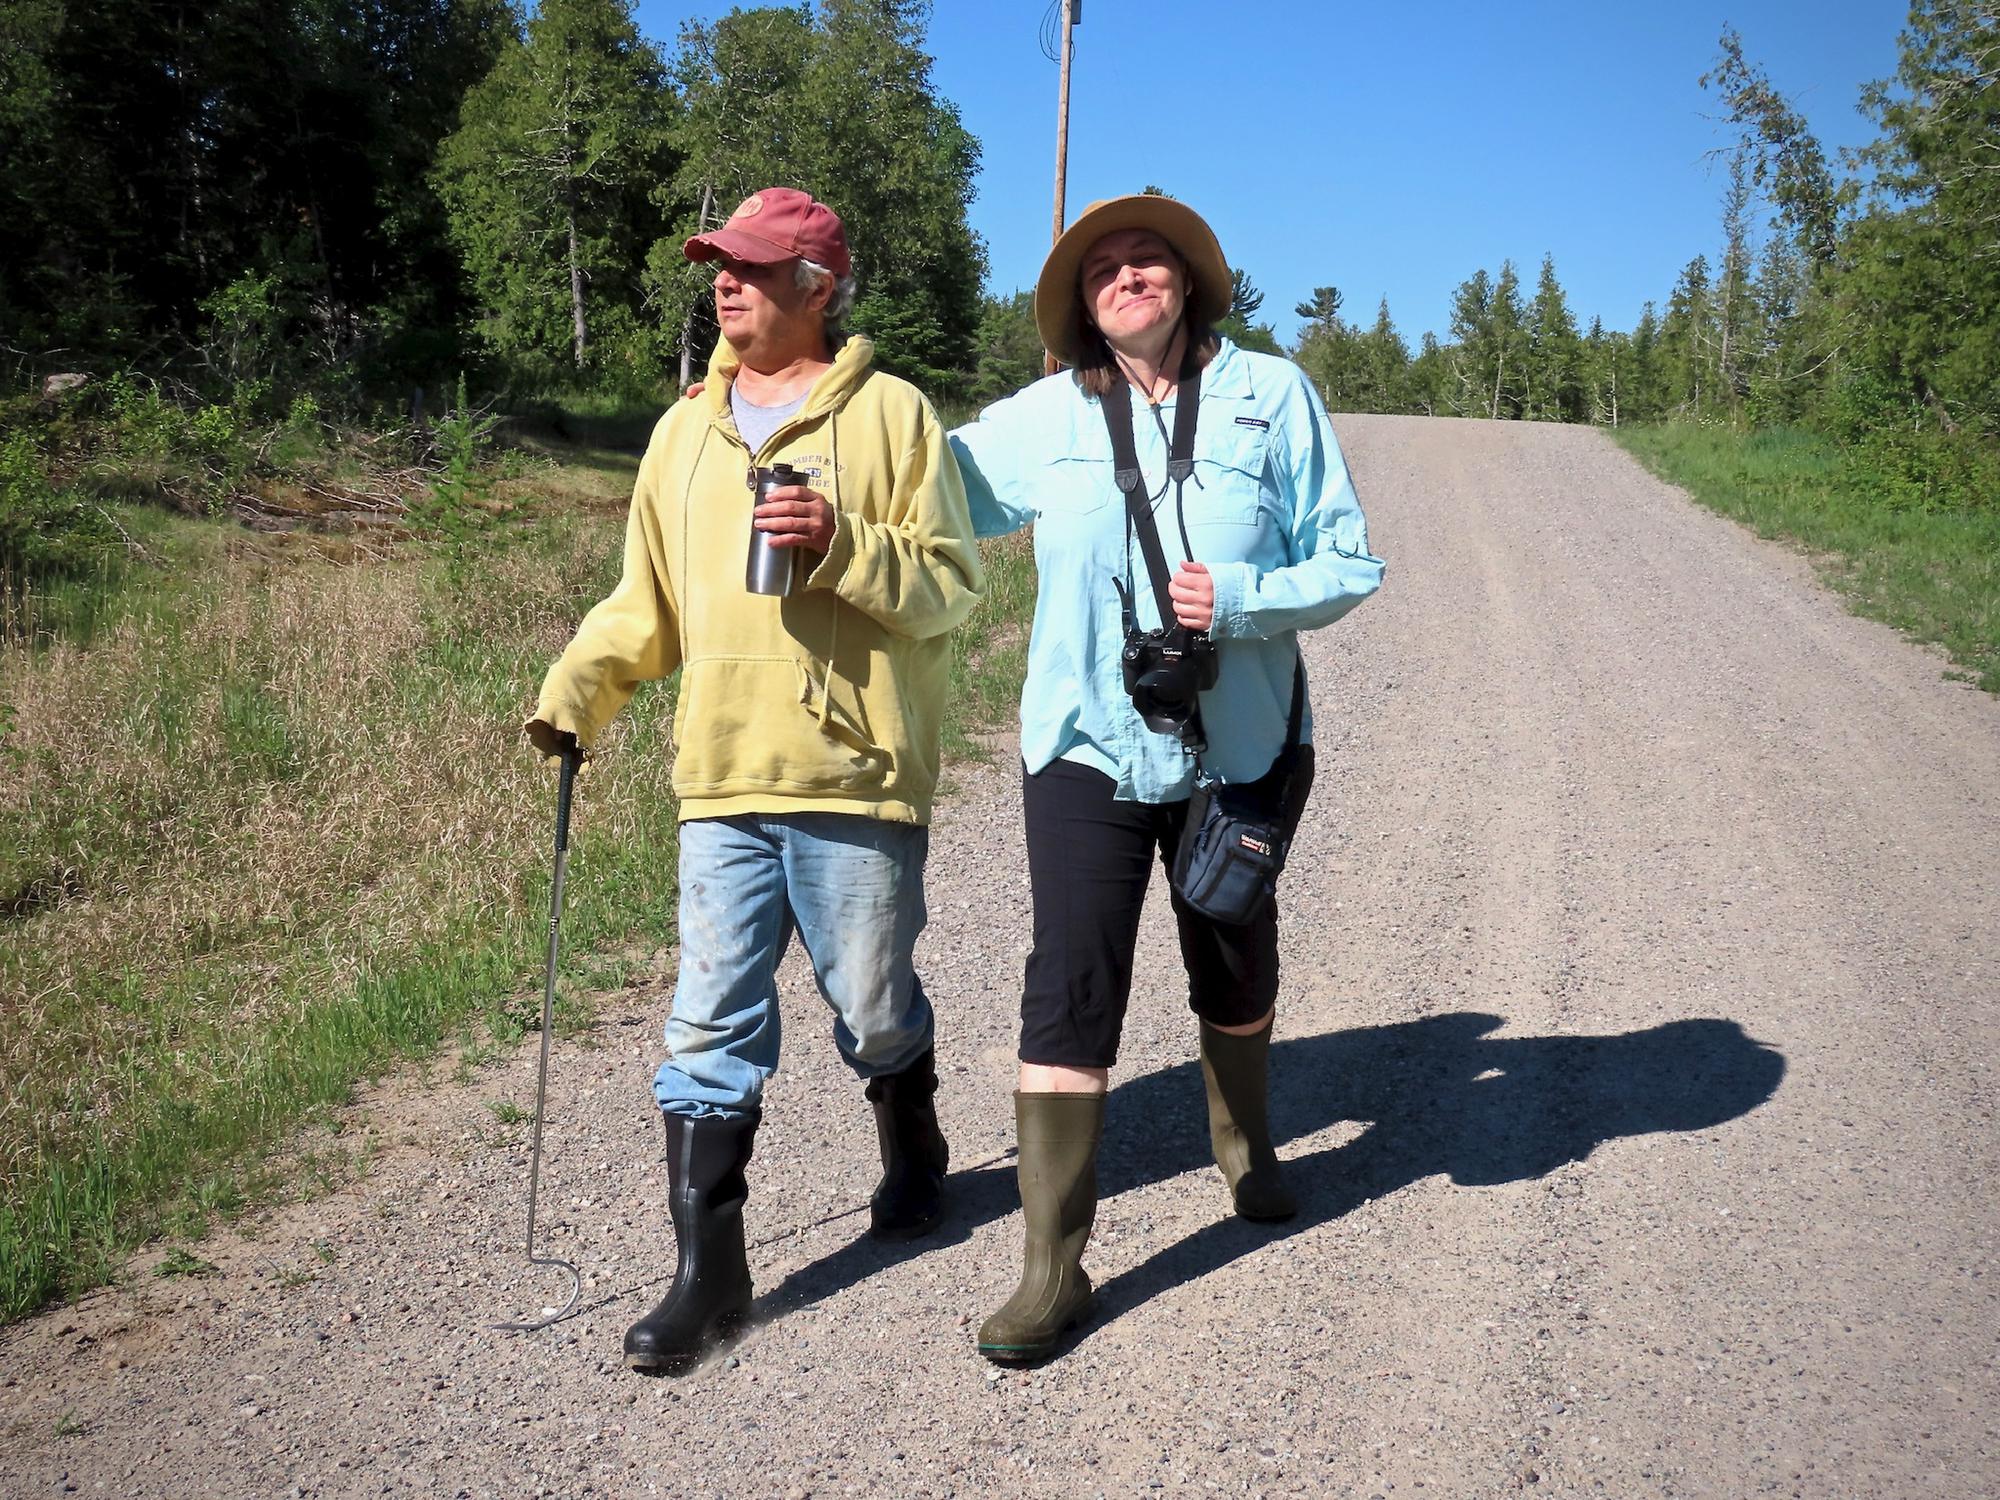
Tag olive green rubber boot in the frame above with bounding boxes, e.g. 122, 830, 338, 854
1200, 1020, 1297, 1222
976, 1091, 1104, 1363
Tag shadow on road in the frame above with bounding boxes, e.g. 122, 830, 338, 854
757, 1012, 1785, 1333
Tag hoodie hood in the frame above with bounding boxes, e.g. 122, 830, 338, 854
702, 335, 878, 430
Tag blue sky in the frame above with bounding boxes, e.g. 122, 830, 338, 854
633, 1, 1908, 344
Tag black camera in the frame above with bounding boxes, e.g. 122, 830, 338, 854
1121, 625, 1218, 740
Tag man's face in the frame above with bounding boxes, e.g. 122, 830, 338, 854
712, 256, 825, 358
1080, 229, 1187, 350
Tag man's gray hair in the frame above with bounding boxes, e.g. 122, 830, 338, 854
796, 257, 857, 328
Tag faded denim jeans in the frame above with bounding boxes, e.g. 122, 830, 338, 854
653, 812, 935, 1119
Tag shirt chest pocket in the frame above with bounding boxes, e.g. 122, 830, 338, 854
1037, 453, 1115, 517
1189, 420, 1272, 528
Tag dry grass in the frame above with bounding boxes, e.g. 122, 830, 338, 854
0, 498, 682, 1316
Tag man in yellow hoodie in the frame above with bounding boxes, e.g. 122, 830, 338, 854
524, 189, 983, 1371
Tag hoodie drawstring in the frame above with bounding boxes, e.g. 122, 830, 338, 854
817, 410, 842, 732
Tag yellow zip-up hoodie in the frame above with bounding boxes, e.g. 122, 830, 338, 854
528, 336, 983, 824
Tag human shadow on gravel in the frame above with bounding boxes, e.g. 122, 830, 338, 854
756, 1013, 1783, 1331
1081, 1011, 1786, 1342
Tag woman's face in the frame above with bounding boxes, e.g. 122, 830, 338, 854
1080, 228, 1186, 352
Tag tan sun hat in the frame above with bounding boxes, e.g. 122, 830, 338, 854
1033, 194, 1233, 366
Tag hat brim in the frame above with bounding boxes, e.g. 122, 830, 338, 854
1033, 195, 1232, 368
683, 227, 799, 266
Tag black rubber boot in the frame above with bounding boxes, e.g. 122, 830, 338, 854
622, 1109, 759, 1371
1200, 1020, 1297, 1222
977, 1091, 1104, 1363
865, 1047, 950, 1239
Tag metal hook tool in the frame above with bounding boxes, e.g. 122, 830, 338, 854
495, 744, 584, 1333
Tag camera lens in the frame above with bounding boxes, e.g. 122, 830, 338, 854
1136, 666, 1193, 709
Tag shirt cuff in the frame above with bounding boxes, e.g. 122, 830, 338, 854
1207, 560, 1259, 640
804, 511, 856, 592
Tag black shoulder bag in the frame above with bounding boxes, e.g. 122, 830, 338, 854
1100, 378, 1315, 926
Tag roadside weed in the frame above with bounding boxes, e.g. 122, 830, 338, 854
155, 1248, 219, 1279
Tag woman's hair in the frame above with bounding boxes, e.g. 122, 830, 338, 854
1068, 247, 1218, 397
796, 257, 857, 335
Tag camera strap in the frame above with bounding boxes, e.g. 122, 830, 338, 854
1101, 372, 1306, 787
1100, 371, 1200, 637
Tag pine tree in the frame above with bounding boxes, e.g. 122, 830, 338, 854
1409, 331, 1448, 416
435, 0, 674, 375
1489, 261, 1527, 418
1658, 257, 1716, 418
1626, 303, 1667, 424
1294, 286, 1345, 330
1523, 254, 1583, 422
1218, 266, 1281, 353
1360, 298, 1411, 413
1294, 316, 1362, 412
1714, 150, 1761, 415
1446, 268, 1494, 418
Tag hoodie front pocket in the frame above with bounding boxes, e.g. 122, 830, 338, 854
674, 655, 892, 794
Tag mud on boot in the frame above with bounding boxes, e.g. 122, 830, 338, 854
623, 1109, 759, 1371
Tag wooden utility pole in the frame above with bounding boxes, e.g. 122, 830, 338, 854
1046, 0, 1079, 375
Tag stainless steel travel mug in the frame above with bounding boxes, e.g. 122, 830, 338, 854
746, 462, 809, 596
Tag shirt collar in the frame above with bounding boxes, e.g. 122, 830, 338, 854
1200, 337, 1256, 400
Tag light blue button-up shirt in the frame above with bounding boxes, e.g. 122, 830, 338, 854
948, 337, 1385, 803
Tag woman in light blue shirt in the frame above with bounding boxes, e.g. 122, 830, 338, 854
950, 194, 1384, 1363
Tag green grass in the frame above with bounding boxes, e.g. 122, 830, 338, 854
0, 427, 1038, 1325
945, 531, 1037, 760
1615, 424, 2000, 692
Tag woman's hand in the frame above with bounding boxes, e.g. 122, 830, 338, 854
755, 485, 837, 553
1168, 561, 1215, 631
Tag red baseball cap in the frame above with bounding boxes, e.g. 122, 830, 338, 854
683, 188, 851, 278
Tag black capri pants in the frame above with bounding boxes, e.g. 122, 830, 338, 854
1018, 755, 1301, 1068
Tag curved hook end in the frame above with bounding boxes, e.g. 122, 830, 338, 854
492, 1255, 583, 1334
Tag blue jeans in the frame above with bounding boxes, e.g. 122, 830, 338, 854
654, 813, 935, 1119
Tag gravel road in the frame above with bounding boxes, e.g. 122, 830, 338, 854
4, 415, 1996, 1499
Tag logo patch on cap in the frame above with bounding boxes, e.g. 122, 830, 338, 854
736, 194, 764, 218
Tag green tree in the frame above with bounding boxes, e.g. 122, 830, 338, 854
1448, 262, 1526, 418
1625, 302, 1668, 424
1657, 256, 1717, 417
435, 0, 674, 376
2, 0, 509, 378
1844, 1, 2000, 435
1216, 266, 1281, 353
1357, 298, 1411, 413
1700, 25, 1844, 268
1523, 254, 1583, 422
1295, 318, 1363, 411
1294, 286, 1344, 331
1713, 151, 1761, 413
659, 0, 984, 392
967, 290, 1043, 406
1295, 288, 1408, 414
1409, 331, 1449, 416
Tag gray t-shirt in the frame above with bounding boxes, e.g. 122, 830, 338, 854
731, 384, 809, 458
